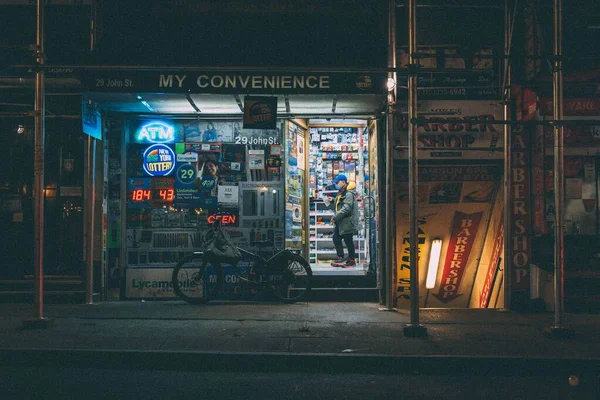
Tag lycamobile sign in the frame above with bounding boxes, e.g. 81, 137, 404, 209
131, 279, 198, 289
126, 268, 204, 299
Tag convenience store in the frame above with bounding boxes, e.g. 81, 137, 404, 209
82, 69, 388, 300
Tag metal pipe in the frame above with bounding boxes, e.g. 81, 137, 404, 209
33, 0, 46, 321
104, 112, 386, 120
395, 146, 505, 151
501, 0, 518, 98
407, 0, 422, 330
9, 64, 507, 75
553, 0, 565, 329
502, 0, 513, 311
383, 0, 397, 310
412, 118, 599, 126
86, 136, 96, 304
0, 113, 81, 118
397, 4, 503, 9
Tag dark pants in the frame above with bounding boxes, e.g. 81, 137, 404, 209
333, 224, 356, 260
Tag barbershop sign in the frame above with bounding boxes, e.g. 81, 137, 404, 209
82, 70, 387, 94
394, 100, 504, 160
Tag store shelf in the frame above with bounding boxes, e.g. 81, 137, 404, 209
309, 128, 368, 266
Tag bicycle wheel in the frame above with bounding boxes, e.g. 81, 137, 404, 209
171, 253, 218, 304
270, 253, 312, 303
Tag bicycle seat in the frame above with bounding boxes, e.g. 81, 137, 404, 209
254, 240, 274, 248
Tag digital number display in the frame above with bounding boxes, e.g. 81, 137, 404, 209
130, 189, 174, 202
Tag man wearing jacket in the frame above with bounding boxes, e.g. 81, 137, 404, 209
330, 174, 359, 267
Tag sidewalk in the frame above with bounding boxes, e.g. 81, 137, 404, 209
1, 300, 600, 376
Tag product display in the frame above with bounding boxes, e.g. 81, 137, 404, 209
308, 126, 368, 268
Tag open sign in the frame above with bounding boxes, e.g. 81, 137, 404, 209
207, 211, 239, 226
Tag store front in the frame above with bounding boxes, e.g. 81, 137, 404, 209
393, 100, 507, 309
82, 69, 387, 300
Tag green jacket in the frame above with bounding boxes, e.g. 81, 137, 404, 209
334, 186, 359, 236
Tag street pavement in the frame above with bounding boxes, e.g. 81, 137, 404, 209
1, 300, 600, 379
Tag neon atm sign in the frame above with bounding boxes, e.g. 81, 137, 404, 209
136, 121, 175, 143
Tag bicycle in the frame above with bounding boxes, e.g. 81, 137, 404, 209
171, 222, 312, 304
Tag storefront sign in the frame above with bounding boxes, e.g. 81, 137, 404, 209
532, 124, 546, 236
479, 218, 504, 308
511, 126, 531, 292
397, 71, 499, 99
394, 165, 502, 182
142, 144, 176, 176
126, 268, 202, 298
234, 127, 281, 145
218, 185, 239, 205
173, 158, 218, 209
248, 149, 265, 170
433, 211, 483, 303
540, 98, 600, 116
128, 177, 175, 208
82, 96, 102, 139
182, 143, 222, 153
83, 70, 388, 94
135, 121, 176, 143
393, 100, 504, 160
266, 156, 282, 168
207, 210, 239, 226
177, 152, 198, 162
243, 96, 277, 130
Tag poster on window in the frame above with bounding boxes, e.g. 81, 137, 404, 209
248, 149, 265, 170
184, 120, 234, 143
297, 134, 305, 170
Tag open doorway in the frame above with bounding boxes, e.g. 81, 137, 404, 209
306, 119, 372, 276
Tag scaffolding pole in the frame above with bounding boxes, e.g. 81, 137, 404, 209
382, 0, 397, 312
23, 0, 53, 329
502, 0, 513, 312
404, 0, 427, 338
547, 0, 573, 338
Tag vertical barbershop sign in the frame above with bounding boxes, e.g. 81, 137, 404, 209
433, 211, 483, 303
511, 126, 531, 292
479, 217, 504, 308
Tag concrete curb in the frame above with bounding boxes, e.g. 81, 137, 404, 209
3, 348, 600, 377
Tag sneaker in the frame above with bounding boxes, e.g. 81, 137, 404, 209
344, 258, 356, 267
330, 257, 345, 267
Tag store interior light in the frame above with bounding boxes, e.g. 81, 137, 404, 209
386, 78, 396, 91
425, 238, 443, 289
16, 125, 25, 134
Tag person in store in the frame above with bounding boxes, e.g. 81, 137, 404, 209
330, 174, 359, 267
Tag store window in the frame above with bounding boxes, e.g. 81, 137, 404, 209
117, 119, 284, 298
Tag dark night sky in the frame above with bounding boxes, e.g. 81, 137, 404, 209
0, 0, 598, 70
